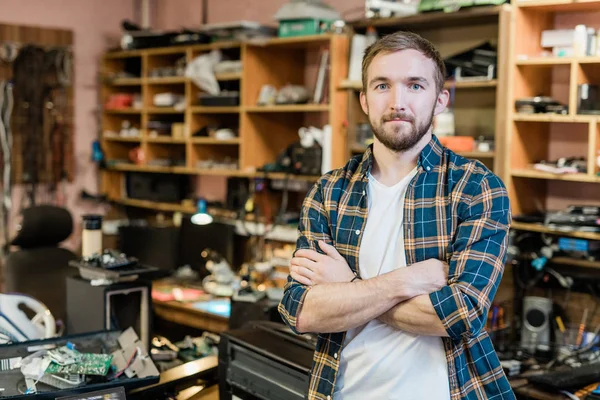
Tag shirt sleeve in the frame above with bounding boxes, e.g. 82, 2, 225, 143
429, 172, 511, 341
278, 180, 332, 334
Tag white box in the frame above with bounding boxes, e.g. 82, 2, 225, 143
541, 29, 575, 48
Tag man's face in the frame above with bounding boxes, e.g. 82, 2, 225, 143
360, 49, 449, 152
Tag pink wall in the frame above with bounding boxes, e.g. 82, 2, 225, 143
0, 0, 363, 251
151, 0, 364, 29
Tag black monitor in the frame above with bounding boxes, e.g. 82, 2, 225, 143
118, 225, 180, 271
178, 217, 236, 276
118, 219, 236, 275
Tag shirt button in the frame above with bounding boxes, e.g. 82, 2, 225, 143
355, 230, 360, 235
334, 353, 338, 359
362, 190, 365, 195
327, 396, 331, 400
426, 166, 431, 171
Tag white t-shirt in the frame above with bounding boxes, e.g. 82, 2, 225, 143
333, 168, 450, 400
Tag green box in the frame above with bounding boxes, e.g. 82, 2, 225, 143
278, 19, 332, 38
418, 0, 505, 12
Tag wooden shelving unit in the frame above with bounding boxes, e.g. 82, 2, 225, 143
504, 0, 600, 226
346, 6, 511, 175
511, 221, 600, 241
100, 35, 349, 212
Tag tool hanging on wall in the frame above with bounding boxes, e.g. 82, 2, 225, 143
10, 45, 72, 208
0, 80, 13, 253
13, 45, 46, 206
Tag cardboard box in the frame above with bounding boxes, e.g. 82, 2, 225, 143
171, 123, 185, 138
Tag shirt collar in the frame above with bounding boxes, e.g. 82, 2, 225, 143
358, 134, 444, 179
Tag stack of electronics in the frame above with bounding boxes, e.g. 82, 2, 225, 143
545, 205, 600, 234
444, 42, 497, 82
0, 328, 159, 398
117, 21, 210, 51
515, 96, 568, 115
148, 57, 186, 78
533, 157, 587, 175
69, 249, 159, 282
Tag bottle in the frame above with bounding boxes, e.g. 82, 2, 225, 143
365, 26, 378, 47
82, 214, 103, 258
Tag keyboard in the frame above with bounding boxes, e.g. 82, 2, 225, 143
527, 363, 600, 390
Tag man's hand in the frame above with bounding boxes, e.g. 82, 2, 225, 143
406, 258, 449, 298
290, 241, 355, 286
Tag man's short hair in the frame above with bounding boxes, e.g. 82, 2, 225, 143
361, 31, 447, 93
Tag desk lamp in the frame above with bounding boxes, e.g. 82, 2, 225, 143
191, 198, 213, 225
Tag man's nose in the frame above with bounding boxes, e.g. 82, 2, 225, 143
391, 87, 406, 111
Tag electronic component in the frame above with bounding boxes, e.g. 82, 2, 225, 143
515, 96, 568, 114
527, 362, 600, 390
46, 350, 113, 376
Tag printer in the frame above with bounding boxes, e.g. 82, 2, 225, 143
218, 321, 315, 400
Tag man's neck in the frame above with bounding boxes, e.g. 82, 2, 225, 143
371, 131, 432, 187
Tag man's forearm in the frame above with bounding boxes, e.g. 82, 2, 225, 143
297, 269, 414, 333
377, 294, 449, 337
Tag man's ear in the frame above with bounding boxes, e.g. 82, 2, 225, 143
359, 91, 369, 115
433, 89, 450, 115
434, 89, 450, 116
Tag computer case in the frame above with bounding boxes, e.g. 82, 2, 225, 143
66, 276, 152, 351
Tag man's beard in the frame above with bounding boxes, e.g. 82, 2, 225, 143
370, 109, 434, 152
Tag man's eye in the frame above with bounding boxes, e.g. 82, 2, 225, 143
375, 83, 388, 90
410, 84, 423, 91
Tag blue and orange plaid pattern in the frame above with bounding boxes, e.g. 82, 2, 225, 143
278, 135, 514, 399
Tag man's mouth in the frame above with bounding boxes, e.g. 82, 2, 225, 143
383, 114, 413, 123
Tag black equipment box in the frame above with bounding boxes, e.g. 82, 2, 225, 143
0, 330, 159, 399
218, 322, 315, 400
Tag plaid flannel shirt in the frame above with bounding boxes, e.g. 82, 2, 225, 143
278, 135, 515, 400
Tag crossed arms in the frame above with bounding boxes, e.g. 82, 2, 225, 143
277, 174, 511, 340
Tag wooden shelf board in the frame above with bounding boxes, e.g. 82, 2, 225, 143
146, 107, 185, 114
146, 76, 187, 84
189, 41, 241, 52
102, 136, 142, 142
515, 0, 600, 11
350, 5, 502, 31
513, 113, 596, 122
517, 56, 600, 65
511, 221, 600, 241
115, 198, 194, 213
146, 137, 187, 144
144, 46, 189, 56
103, 49, 143, 59
190, 106, 241, 114
107, 164, 190, 174
516, 57, 573, 65
246, 34, 332, 48
105, 78, 142, 86
107, 164, 320, 181
104, 109, 142, 114
444, 79, 498, 89
578, 57, 600, 64
190, 138, 240, 145
245, 104, 330, 113
215, 72, 241, 81
511, 168, 600, 182
105, 41, 242, 59
457, 151, 496, 158
339, 79, 497, 91
550, 257, 600, 270
192, 169, 252, 177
